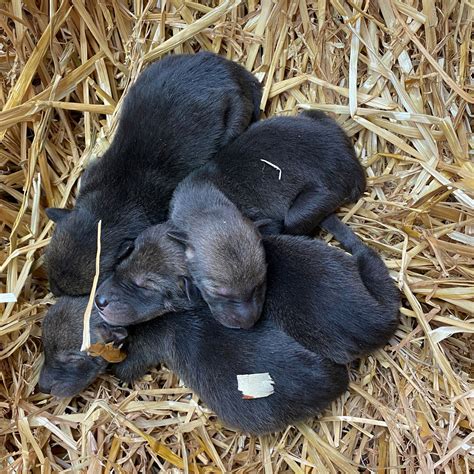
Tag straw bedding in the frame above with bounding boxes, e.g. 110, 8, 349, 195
0, 0, 472, 472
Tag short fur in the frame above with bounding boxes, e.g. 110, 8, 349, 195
45, 52, 262, 296
160, 112, 366, 328
40, 297, 348, 434
168, 179, 267, 328
39, 298, 115, 397
95, 217, 400, 363
263, 215, 401, 363
195, 111, 367, 235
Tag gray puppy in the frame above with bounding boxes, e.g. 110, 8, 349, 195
168, 181, 267, 328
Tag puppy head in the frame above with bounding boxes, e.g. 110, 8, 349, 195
39, 296, 127, 398
95, 223, 198, 326
170, 211, 267, 329
45, 206, 149, 296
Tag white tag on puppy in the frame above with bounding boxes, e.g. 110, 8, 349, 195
237, 373, 275, 399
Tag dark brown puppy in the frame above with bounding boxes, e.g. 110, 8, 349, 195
161, 111, 366, 328
39, 298, 125, 398
95, 224, 196, 326
45, 52, 262, 296
95, 216, 400, 364
39, 297, 348, 435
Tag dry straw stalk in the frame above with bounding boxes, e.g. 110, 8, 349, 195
1, 0, 473, 472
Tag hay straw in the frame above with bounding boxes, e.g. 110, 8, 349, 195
80, 220, 102, 352
1, 1, 473, 471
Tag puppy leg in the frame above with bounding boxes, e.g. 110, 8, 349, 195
284, 184, 342, 235
112, 354, 157, 385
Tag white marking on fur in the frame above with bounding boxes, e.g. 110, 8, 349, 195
260, 159, 282, 180
237, 373, 275, 399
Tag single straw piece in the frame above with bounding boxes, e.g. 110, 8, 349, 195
260, 159, 282, 180
80, 220, 102, 352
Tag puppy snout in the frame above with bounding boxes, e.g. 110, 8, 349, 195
235, 300, 261, 329
211, 299, 262, 329
95, 294, 109, 311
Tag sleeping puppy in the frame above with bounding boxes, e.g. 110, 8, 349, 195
95, 216, 400, 363
45, 52, 262, 296
39, 296, 348, 435
167, 180, 267, 328
190, 110, 366, 235
162, 111, 366, 327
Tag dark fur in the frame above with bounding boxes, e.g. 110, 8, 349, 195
158, 112, 365, 328
40, 297, 348, 434
95, 224, 197, 326
263, 216, 401, 363
195, 111, 367, 235
45, 52, 262, 296
168, 179, 267, 328
38, 298, 123, 397
95, 218, 400, 363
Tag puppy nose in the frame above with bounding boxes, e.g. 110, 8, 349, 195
95, 294, 109, 310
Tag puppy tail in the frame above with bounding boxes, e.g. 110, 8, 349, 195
320, 214, 361, 253
321, 214, 401, 312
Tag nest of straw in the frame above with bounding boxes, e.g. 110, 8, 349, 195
1, 1, 473, 472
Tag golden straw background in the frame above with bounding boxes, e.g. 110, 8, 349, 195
1, 1, 473, 472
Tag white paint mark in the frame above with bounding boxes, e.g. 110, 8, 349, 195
0, 293, 17, 303
237, 373, 275, 399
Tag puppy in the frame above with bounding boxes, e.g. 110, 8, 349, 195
45, 52, 262, 296
95, 216, 400, 364
39, 297, 348, 435
163, 111, 366, 327
38, 297, 123, 398
199, 110, 366, 235
167, 180, 267, 328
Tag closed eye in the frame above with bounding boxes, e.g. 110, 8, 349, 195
214, 290, 238, 299
134, 276, 164, 291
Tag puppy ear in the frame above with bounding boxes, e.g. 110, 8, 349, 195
167, 230, 189, 246
46, 208, 71, 222
97, 323, 128, 344
117, 239, 135, 260
179, 276, 200, 302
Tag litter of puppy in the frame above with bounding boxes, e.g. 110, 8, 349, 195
2, 1, 471, 470
237, 373, 275, 399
